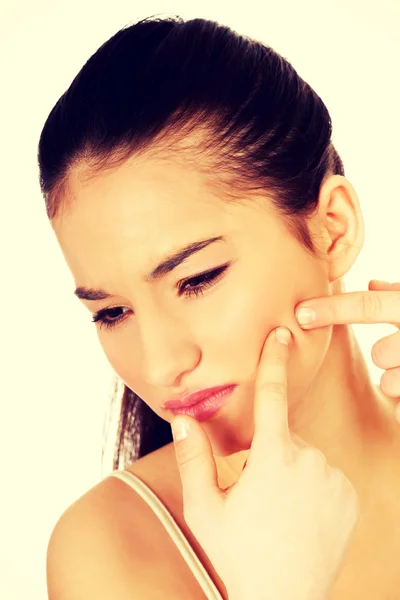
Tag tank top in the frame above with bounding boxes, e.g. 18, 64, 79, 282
108, 469, 224, 600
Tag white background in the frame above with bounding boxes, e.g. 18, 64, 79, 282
0, 1, 399, 598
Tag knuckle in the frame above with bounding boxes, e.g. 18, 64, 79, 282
328, 465, 360, 516
371, 340, 386, 366
373, 332, 400, 368
328, 470, 360, 518
299, 447, 327, 467
176, 445, 204, 469
380, 370, 400, 395
328, 465, 342, 477
361, 293, 383, 322
331, 468, 359, 500
328, 466, 347, 484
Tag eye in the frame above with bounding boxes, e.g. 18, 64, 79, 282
177, 262, 230, 299
91, 306, 130, 331
91, 261, 232, 331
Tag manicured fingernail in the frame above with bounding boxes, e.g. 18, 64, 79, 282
276, 327, 291, 345
296, 307, 316, 326
171, 418, 190, 441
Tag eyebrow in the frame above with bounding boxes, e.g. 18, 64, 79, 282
74, 235, 226, 301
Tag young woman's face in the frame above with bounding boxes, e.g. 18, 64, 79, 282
53, 156, 333, 455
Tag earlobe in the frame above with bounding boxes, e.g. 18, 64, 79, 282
312, 175, 365, 283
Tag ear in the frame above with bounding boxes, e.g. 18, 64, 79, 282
309, 174, 365, 283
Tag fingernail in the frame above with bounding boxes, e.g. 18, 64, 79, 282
171, 418, 190, 441
372, 280, 390, 286
296, 307, 316, 326
276, 327, 291, 345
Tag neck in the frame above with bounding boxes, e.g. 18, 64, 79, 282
293, 323, 392, 456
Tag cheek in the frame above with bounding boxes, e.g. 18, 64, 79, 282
97, 330, 174, 421
97, 330, 127, 375
97, 332, 145, 396
213, 274, 333, 416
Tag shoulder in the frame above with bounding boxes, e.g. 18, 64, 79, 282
46, 450, 174, 600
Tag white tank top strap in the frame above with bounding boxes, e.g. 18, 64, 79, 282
108, 469, 223, 600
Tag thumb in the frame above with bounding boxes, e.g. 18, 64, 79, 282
171, 416, 222, 520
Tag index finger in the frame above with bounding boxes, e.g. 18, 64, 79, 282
295, 291, 400, 329
251, 326, 292, 457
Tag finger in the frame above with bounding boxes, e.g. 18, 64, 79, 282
369, 280, 400, 292
251, 326, 292, 458
295, 290, 400, 329
380, 366, 400, 399
171, 416, 223, 519
371, 329, 400, 370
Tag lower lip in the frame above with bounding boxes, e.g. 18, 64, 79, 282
170, 385, 237, 422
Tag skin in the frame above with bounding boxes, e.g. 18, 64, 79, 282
52, 154, 400, 519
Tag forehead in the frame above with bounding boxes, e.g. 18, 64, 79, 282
57, 156, 239, 237
52, 157, 252, 282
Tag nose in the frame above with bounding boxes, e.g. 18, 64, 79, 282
139, 311, 200, 389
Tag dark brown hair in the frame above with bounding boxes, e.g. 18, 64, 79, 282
37, 14, 344, 471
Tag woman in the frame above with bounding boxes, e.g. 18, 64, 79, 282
40, 15, 400, 600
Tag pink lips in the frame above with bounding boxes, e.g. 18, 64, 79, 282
165, 385, 238, 422
163, 384, 236, 409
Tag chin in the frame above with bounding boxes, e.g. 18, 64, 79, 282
210, 431, 252, 457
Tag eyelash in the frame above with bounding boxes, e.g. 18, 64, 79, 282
91, 262, 230, 331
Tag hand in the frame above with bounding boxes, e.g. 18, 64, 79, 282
171, 327, 360, 600
294, 280, 400, 422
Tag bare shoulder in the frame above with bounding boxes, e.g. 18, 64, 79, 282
46, 443, 178, 600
